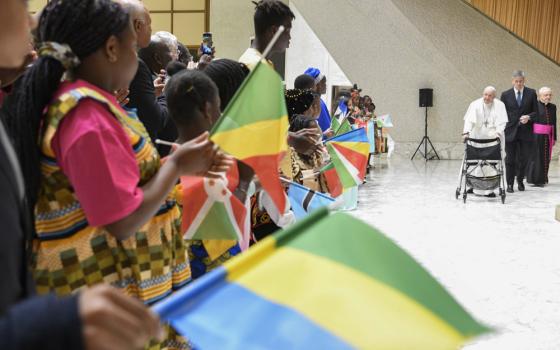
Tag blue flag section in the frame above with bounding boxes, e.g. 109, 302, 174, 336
338, 100, 348, 116
326, 127, 369, 144
288, 182, 335, 220
367, 120, 376, 153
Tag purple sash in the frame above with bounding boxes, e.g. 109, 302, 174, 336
533, 123, 555, 161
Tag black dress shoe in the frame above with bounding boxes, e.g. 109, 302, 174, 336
518, 182, 525, 191
506, 185, 514, 193
485, 193, 496, 198
466, 188, 474, 194
533, 184, 545, 188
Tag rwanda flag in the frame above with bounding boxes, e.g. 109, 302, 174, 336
287, 182, 335, 220
210, 61, 289, 213
154, 209, 491, 349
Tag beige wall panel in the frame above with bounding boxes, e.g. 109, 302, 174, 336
174, 0, 206, 11
173, 13, 205, 46
29, 0, 48, 12
209, 0, 287, 60
150, 13, 172, 33
209, 0, 255, 60
144, 0, 171, 12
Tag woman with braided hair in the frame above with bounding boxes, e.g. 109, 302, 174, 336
203, 58, 250, 112
5, 0, 231, 348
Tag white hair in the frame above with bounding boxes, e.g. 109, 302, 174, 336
152, 31, 178, 52
483, 86, 497, 95
539, 86, 552, 95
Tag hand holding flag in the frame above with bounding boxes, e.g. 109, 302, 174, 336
209, 60, 289, 213
154, 209, 491, 349
321, 128, 370, 195
158, 133, 235, 179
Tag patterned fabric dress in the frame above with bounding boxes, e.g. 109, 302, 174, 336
33, 83, 191, 349
290, 147, 329, 193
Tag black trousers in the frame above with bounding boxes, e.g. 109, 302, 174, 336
505, 139, 533, 185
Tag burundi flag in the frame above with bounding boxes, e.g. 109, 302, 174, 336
180, 166, 248, 247
210, 61, 289, 213
154, 209, 491, 350
287, 181, 336, 220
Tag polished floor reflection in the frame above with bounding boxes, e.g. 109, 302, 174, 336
352, 156, 560, 350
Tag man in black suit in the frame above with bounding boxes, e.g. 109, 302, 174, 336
125, 1, 177, 155
500, 70, 538, 193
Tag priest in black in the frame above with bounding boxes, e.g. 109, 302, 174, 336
527, 87, 557, 186
500, 70, 539, 193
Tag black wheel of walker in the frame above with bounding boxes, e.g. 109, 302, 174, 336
501, 194, 506, 204
463, 193, 467, 203
455, 188, 460, 199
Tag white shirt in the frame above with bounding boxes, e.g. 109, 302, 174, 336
239, 48, 273, 71
463, 97, 508, 139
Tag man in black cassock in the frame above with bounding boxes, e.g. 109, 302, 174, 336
527, 87, 557, 186
500, 70, 538, 193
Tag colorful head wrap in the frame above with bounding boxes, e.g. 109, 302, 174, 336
304, 67, 325, 85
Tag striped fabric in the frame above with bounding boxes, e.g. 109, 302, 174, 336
33, 85, 191, 307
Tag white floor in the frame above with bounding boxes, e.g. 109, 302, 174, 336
352, 155, 560, 350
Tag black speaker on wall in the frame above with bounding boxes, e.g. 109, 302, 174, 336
419, 88, 433, 107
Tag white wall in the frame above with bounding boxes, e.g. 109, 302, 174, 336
290, 0, 560, 159
209, 0, 255, 61
285, 3, 351, 112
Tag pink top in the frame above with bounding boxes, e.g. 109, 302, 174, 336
51, 80, 143, 227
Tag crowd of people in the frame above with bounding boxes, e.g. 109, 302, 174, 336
0, 0, 384, 349
462, 71, 557, 198
3, 0, 555, 348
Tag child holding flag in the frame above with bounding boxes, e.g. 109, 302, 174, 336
166, 69, 255, 279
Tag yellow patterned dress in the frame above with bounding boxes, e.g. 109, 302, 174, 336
290, 147, 329, 193
33, 81, 191, 349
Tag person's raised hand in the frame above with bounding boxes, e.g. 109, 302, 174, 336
154, 69, 166, 97
114, 88, 130, 106
288, 129, 321, 154
79, 284, 164, 350
169, 132, 234, 178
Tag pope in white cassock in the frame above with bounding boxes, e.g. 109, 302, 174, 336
461, 86, 509, 196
